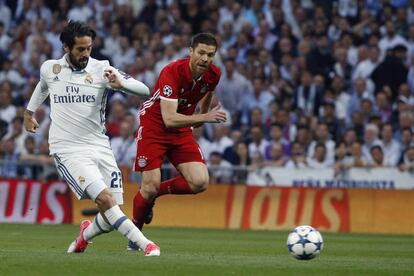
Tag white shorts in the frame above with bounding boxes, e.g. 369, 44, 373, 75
53, 147, 123, 205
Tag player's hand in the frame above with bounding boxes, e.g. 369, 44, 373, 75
205, 103, 227, 123
104, 69, 122, 89
23, 113, 39, 133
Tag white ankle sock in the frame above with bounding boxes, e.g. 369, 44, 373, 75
104, 205, 151, 250
83, 213, 113, 241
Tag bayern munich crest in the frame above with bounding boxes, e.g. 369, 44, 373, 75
163, 85, 173, 97
137, 156, 148, 168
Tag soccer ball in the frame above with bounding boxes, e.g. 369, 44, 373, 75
286, 225, 323, 260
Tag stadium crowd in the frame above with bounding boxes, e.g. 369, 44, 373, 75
0, 0, 414, 183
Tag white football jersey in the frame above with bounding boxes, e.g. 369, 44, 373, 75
28, 55, 116, 154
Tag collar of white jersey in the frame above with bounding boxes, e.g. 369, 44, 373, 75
60, 54, 92, 74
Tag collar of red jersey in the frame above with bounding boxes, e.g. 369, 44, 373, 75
60, 54, 92, 74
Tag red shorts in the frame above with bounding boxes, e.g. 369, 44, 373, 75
134, 126, 205, 172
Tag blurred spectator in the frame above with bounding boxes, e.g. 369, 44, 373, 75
241, 76, 274, 123
2, 116, 27, 154
327, 75, 350, 124
307, 122, 336, 164
102, 23, 122, 60
265, 123, 290, 159
216, 57, 251, 116
112, 36, 136, 70
362, 123, 383, 162
378, 21, 409, 58
285, 141, 307, 169
67, 0, 93, 22
319, 101, 341, 140
209, 125, 232, 156
333, 47, 353, 87
352, 45, 379, 92
0, 81, 16, 124
344, 140, 368, 168
371, 44, 408, 100
130, 56, 156, 92
222, 129, 243, 164
207, 151, 233, 184
0, 21, 11, 53
334, 141, 349, 174
192, 125, 212, 161
0, 139, 19, 178
110, 119, 136, 167
106, 96, 127, 138
0, 58, 25, 88
294, 70, 322, 117
247, 125, 269, 159
24, 0, 53, 28
263, 142, 288, 166
399, 145, 414, 172
374, 90, 393, 123
367, 145, 385, 167
231, 141, 251, 183
347, 79, 374, 121
399, 127, 414, 153
307, 142, 333, 169
381, 123, 402, 166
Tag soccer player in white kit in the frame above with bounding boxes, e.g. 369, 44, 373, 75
23, 21, 160, 256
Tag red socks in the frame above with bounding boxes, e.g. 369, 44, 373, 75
133, 176, 194, 229
157, 176, 194, 196
132, 191, 153, 230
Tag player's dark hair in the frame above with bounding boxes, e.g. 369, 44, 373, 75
60, 21, 96, 49
190, 33, 217, 50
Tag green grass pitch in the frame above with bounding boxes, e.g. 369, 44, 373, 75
0, 224, 414, 275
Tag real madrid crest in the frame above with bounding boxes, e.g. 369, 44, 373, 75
85, 73, 93, 84
78, 176, 85, 185
52, 64, 61, 74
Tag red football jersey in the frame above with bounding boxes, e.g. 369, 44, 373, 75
139, 58, 221, 133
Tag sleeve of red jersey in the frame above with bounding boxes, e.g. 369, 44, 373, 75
158, 66, 179, 102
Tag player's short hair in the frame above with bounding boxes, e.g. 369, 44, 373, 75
190, 33, 217, 50
60, 21, 96, 49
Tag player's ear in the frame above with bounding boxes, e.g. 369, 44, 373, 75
189, 47, 194, 56
63, 43, 69, 53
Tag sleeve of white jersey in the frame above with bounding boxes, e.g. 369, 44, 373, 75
105, 65, 150, 96
26, 62, 50, 112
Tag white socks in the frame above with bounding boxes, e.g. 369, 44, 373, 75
104, 205, 151, 250
83, 212, 113, 241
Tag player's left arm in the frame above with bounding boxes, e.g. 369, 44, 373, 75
193, 90, 215, 128
199, 90, 214, 113
104, 66, 150, 96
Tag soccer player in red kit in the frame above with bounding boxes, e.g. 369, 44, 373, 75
128, 33, 227, 250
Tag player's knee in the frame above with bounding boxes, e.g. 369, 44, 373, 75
188, 174, 209, 194
140, 180, 160, 198
95, 189, 116, 211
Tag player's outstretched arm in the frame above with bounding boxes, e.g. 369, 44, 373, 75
104, 67, 150, 96
25, 77, 49, 133
161, 99, 227, 128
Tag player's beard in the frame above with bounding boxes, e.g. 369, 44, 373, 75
68, 52, 88, 70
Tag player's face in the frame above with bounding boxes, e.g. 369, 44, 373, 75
67, 36, 93, 70
189, 43, 216, 77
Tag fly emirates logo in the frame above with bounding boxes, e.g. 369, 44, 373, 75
53, 85, 96, 104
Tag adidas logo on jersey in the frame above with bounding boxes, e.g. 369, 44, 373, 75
53, 76, 59, 82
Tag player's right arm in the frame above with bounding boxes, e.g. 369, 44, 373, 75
24, 62, 50, 133
161, 99, 226, 128
159, 64, 226, 128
